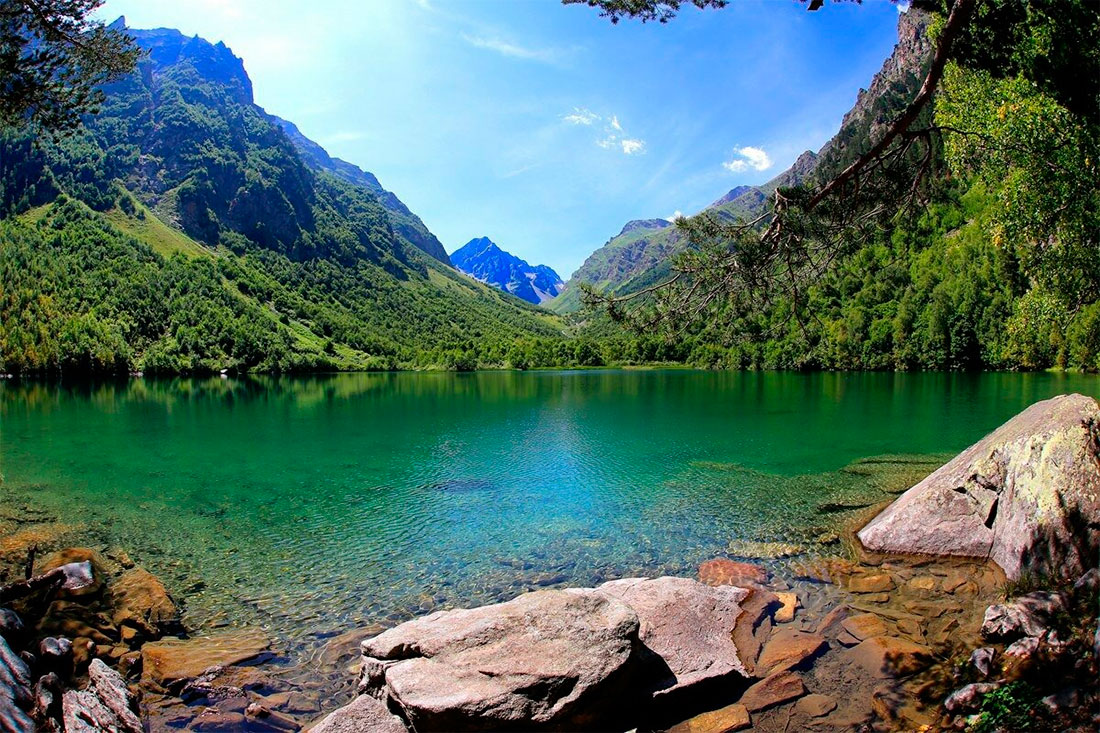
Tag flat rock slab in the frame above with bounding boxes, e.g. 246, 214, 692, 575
841, 613, 888, 641
755, 629, 825, 676
698, 559, 768, 587
795, 693, 837, 718
594, 577, 750, 697
843, 635, 933, 678
141, 629, 271, 688
110, 567, 178, 636
739, 670, 806, 712
310, 694, 407, 733
858, 394, 1100, 580
359, 588, 639, 731
668, 702, 750, 733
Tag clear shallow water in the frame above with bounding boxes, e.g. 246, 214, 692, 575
2, 370, 1098, 657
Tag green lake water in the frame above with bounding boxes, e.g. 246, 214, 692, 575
2, 370, 1098, 664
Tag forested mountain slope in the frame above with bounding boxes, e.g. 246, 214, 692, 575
0, 20, 563, 374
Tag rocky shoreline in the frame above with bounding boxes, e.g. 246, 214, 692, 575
0, 393, 1097, 731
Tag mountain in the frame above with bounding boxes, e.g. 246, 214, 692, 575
547, 9, 932, 315
450, 237, 564, 305
0, 19, 563, 373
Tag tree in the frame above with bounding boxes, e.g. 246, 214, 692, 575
0, 0, 138, 133
570, 0, 1097, 361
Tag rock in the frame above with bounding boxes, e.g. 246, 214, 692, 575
0, 635, 33, 731
668, 702, 751, 733
980, 591, 1065, 641
794, 693, 837, 718
594, 577, 751, 698
969, 647, 996, 678
730, 587, 780, 676
244, 702, 301, 731
908, 576, 937, 592
841, 613, 888, 642
815, 605, 849, 638
843, 635, 933, 678
848, 573, 895, 593
189, 708, 248, 731
940, 571, 968, 593
755, 629, 826, 675
0, 610, 25, 643
857, 394, 1100, 580
37, 601, 116, 646
141, 629, 271, 689
110, 567, 178, 637
1041, 686, 1081, 716
738, 670, 806, 712
61, 660, 141, 733
944, 682, 1001, 714
38, 636, 73, 677
1001, 635, 1042, 679
1073, 568, 1099, 598
774, 592, 798, 623
34, 672, 61, 722
358, 587, 640, 730
38, 549, 106, 597
86, 658, 142, 732
309, 694, 408, 733
790, 558, 857, 585
698, 558, 768, 587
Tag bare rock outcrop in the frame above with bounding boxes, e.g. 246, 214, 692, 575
347, 577, 755, 731
858, 394, 1100, 580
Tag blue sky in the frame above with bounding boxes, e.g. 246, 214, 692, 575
97, 0, 904, 278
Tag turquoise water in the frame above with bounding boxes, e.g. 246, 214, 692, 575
2, 370, 1098, 657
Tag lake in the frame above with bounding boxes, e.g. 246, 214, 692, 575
2, 369, 1098, 673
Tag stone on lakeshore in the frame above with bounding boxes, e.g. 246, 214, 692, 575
668, 702, 750, 733
0, 634, 33, 731
795, 693, 837, 718
141, 628, 271, 688
738, 670, 806, 712
110, 567, 179, 637
0, 610, 24, 644
944, 682, 1001, 714
774, 592, 798, 623
843, 635, 933, 678
980, 591, 1065, 641
39, 549, 106, 597
730, 587, 780, 676
358, 587, 640, 730
841, 613, 888, 641
61, 659, 142, 733
309, 694, 407, 733
1000, 635, 1042, 679
698, 558, 768, 587
858, 394, 1100, 581
755, 628, 826, 676
594, 577, 751, 697
847, 573, 895, 593
969, 647, 996, 678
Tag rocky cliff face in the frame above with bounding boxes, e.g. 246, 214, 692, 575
451, 237, 564, 305
548, 9, 932, 314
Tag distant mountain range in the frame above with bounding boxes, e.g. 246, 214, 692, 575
451, 237, 564, 305
547, 9, 932, 314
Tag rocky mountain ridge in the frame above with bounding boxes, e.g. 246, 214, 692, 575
450, 237, 564, 305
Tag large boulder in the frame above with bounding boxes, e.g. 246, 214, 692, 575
858, 394, 1100, 580
356, 577, 756, 731
358, 588, 641, 731
309, 694, 408, 733
593, 577, 750, 698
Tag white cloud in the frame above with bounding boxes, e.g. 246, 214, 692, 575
722, 145, 772, 173
666, 211, 684, 222
565, 110, 645, 155
563, 108, 599, 126
462, 33, 560, 64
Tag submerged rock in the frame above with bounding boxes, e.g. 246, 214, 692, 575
698, 558, 768, 587
858, 394, 1100, 580
110, 567, 179, 637
141, 629, 271, 689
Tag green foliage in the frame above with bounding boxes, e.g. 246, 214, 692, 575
967, 681, 1042, 733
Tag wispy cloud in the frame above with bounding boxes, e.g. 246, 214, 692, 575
462, 33, 562, 64
563, 107, 599, 126
723, 145, 773, 173
565, 109, 646, 155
